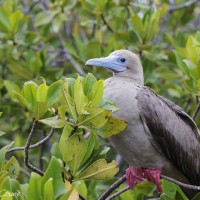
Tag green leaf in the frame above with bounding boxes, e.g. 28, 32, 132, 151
0, 7, 10, 32
58, 105, 68, 120
96, 116, 127, 138
62, 79, 77, 120
1, 192, 13, 200
0, 131, 6, 136
44, 178, 54, 200
83, 73, 97, 96
4, 80, 20, 100
47, 80, 62, 108
4, 156, 20, 179
72, 180, 87, 199
130, 15, 144, 42
77, 159, 119, 180
28, 172, 42, 200
23, 81, 38, 111
63, 134, 87, 174
173, 50, 189, 76
94, 0, 108, 15
12, 91, 29, 108
10, 10, 23, 32
89, 80, 104, 106
41, 157, 66, 199
78, 107, 111, 128
39, 116, 66, 128
59, 124, 73, 156
74, 76, 88, 115
34, 102, 48, 120
0, 142, 14, 172
34, 11, 58, 27
36, 83, 48, 102
81, 133, 96, 164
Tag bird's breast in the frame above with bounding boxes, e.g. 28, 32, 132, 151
103, 77, 168, 168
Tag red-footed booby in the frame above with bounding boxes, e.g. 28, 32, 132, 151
86, 50, 200, 198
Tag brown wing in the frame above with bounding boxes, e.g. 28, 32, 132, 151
136, 86, 200, 185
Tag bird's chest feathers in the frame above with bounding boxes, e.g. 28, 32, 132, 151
104, 77, 140, 122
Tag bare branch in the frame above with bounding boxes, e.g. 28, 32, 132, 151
8, 128, 55, 153
169, 0, 200, 12
24, 120, 44, 176
161, 175, 200, 190
106, 186, 129, 200
100, 14, 114, 33
99, 172, 200, 200
98, 175, 126, 200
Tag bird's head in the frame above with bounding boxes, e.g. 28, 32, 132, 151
85, 49, 144, 85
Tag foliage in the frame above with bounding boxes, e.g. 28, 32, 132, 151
0, 0, 199, 199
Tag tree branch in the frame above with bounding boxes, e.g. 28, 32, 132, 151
24, 120, 44, 176
98, 175, 126, 200
106, 186, 129, 200
100, 14, 114, 33
7, 128, 55, 153
169, 0, 200, 12
161, 175, 200, 190
99, 172, 200, 200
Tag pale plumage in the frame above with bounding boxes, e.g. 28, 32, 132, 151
86, 50, 200, 198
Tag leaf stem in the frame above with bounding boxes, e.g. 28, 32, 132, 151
24, 120, 44, 176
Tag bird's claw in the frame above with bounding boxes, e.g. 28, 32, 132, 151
143, 168, 162, 192
126, 166, 162, 192
125, 166, 144, 189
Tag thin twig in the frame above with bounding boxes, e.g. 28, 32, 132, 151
161, 175, 200, 190
24, 120, 44, 176
192, 98, 200, 120
7, 128, 55, 153
98, 175, 126, 200
106, 186, 129, 200
169, 0, 200, 12
100, 14, 114, 33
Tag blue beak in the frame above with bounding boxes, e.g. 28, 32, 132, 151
85, 55, 127, 72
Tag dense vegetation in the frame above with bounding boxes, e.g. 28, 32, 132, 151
0, 0, 200, 199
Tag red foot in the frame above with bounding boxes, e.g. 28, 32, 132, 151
143, 168, 162, 192
125, 166, 144, 189
125, 166, 162, 193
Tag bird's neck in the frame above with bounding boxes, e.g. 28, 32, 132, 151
113, 69, 144, 86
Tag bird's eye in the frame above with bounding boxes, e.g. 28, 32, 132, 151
119, 58, 126, 63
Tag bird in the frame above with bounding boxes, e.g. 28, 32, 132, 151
86, 49, 200, 199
